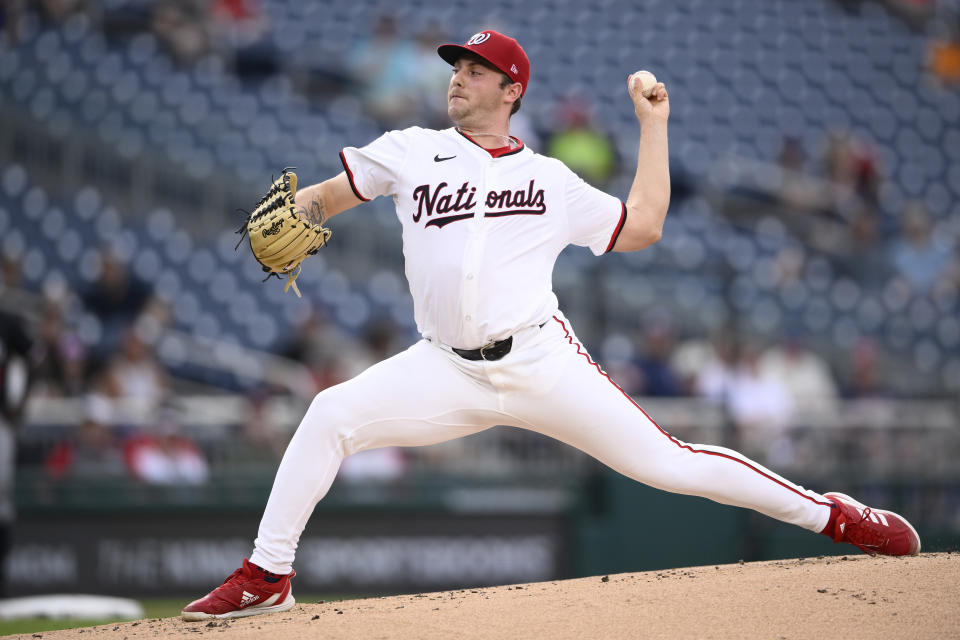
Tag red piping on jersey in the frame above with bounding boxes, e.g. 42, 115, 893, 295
339, 150, 370, 202
456, 128, 525, 158
604, 202, 627, 253
550, 315, 834, 509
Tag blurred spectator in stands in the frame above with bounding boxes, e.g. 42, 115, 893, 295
210, 0, 278, 80
941, 254, 960, 296
632, 323, 681, 397
37, 0, 85, 24
362, 316, 406, 363
823, 132, 857, 188
338, 447, 408, 482
672, 330, 726, 396
890, 201, 954, 292
30, 300, 88, 398
774, 134, 859, 259
839, 337, 887, 398
103, 327, 168, 409
929, 19, 960, 86
726, 346, 794, 461
1, 0, 26, 45
695, 338, 793, 458
152, 0, 212, 66
758, 334, 839, 416
598, 333, 641, 396
210, 0, 266, 50
778, 135, 806, 173
81, 248, 153, 356
836, 207, 891, 287
545, 93, 618, 188
44, 395, 127, 480
874, 0, 934, 29
136, 296, 174, 343
772, 244, 805, 288
0, 308, 34, 598
283, 307, 373, 391
703, 344, 793, 431
0, 254, 35, 322
227, 390, 288, 464
347, 13, 419, 127
1, 255, 21, 288
690, 332, 738, 401
124, 408, 209, 485
822, 131, 881, 216
1, 255, 23, 290
775, 135, 818, 212
413, 22, 455, 129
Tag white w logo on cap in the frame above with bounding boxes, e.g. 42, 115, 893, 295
466, 32, 491, 45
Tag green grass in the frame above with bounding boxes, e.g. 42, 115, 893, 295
0, 595, 356, 637
0, 599, 180, 636
1, 617, 117, 635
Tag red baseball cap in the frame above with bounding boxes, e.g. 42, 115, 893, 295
438, 30, 530, 96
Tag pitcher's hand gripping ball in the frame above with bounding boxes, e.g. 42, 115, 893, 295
630, 70, 657, 97
238, 169, 331, 297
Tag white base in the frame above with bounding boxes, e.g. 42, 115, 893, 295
0, 594, 145, 620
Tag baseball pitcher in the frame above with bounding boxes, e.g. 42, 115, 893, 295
184, 30, 920, 621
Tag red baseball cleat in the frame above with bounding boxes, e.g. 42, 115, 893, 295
181, 558, 296, 621
824, 492, 921, 557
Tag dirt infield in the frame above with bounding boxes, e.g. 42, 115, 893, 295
10, 553, 957, 640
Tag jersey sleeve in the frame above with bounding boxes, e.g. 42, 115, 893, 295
339, 128, 414, 201
562, 165, 627, 255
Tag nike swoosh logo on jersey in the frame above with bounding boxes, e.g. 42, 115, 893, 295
434, 154, 456, 162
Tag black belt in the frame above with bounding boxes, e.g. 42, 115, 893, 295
452, 336, 513, 361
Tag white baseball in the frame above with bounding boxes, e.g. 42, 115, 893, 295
631, 70, 657, 98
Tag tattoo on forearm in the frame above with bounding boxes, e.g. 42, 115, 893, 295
298, 197, 327, 226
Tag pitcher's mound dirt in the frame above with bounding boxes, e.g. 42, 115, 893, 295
14, 552, 958, 640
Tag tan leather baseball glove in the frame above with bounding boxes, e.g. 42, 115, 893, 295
238, 169, 331, 297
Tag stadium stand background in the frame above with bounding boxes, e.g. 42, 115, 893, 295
1, 0, 958, 595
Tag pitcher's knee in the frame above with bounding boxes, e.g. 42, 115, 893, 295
295, 391, 358, 456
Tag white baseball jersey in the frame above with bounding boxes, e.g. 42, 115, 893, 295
339, 127, 626, 349
249, 126, 835, 577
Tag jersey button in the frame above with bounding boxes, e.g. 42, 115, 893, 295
465, 315, 472, 321
466, 274, 474, 280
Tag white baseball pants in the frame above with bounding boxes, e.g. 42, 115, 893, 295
250, 314, 832, 574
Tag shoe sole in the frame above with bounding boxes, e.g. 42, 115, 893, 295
825, 492, 921, 555
181, 593, 295, 621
